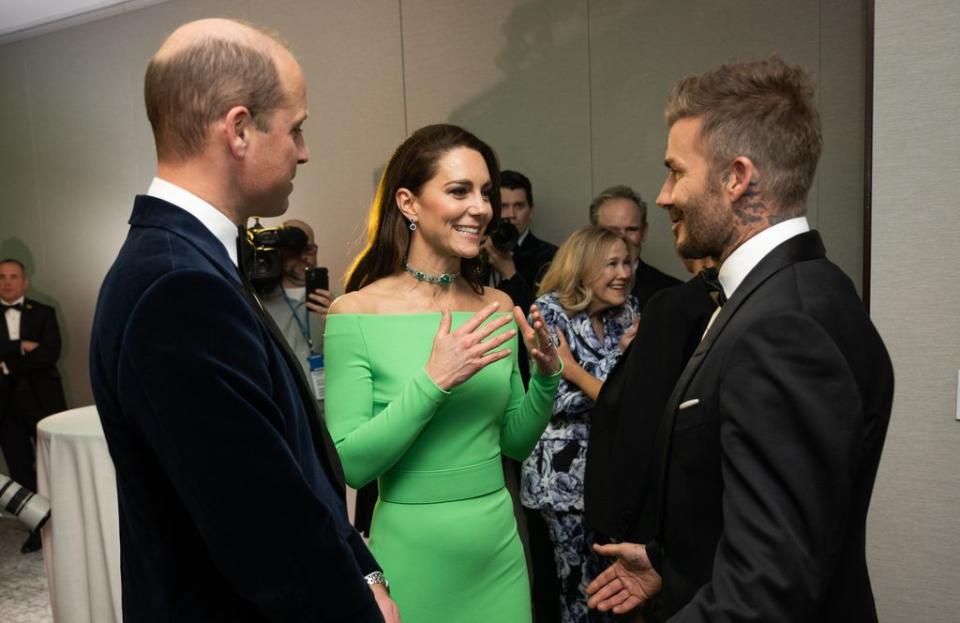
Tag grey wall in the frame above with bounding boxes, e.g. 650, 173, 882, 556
0, 0, 865, 409
868, 2, 960, 621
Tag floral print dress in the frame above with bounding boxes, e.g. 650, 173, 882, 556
521, 291, 639, 623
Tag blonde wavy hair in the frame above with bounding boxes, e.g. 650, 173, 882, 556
537, 226, 631, 314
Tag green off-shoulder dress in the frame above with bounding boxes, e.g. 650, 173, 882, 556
325, 313, 561, 623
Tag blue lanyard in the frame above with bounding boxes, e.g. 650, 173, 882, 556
282, 292, 313, 350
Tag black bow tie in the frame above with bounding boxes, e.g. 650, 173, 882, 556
698, 268, 727, 306
2, 302, 22, 312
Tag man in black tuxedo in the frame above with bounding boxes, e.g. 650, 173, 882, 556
90, 19, 396, 622
0, 258, 66, 552
584, 266, 716, 540
588, 58, 893, 622
589, 185, 681, 311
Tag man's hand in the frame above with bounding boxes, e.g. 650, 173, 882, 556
21, 340, 39, 353
587, 542, 662, 615
370, 584, 400, 623
481, 237, 517, 279
305, 288, 332, 318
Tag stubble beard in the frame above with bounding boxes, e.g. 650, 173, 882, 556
676, 187, 736, 261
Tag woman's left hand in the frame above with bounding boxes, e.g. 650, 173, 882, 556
619, 318, 639, 353
513, 304, 561, 376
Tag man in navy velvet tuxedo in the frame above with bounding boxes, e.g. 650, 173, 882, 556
90, 19, 395, 622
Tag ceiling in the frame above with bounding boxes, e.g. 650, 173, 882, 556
0, 0, 167, 43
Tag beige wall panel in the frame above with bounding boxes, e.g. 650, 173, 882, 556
22, 18, 145, 406
0, 41, 45, 273
249, 0, 406, 287
404, 0, 593, 250
817, 0, 866, 293
589, 0, 822, 281
870, 2, 960, 620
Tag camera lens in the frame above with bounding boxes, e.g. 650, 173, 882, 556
489, 221, 519, 252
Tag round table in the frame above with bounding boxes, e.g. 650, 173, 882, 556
37, 405, 121, 623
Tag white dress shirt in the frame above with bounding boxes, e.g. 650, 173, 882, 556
3, 295, 24, 341
702, 217, 810, 339
718, 217, 810, 300
147, 177, 240, 267
2, 295, 25, 374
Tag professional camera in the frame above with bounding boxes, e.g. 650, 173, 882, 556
0, 474, 51, 533
486, 220, 520, 252
245, 219, 309, 294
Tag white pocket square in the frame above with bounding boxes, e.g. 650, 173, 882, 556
678, 398, 700, 410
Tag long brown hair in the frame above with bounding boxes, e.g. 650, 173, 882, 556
344, 124, 501, 294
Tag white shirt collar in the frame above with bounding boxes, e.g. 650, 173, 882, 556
517, 228, 530, 247
3, 296, 25, 307
718, 216, 810, 299
146, 177, 240, 267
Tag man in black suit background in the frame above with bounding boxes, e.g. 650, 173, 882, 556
588, 58, 893, 622
90, 19, 395, 622
589, 185, 681, 311
0, 258, 66, 553
486, 169, 558, 293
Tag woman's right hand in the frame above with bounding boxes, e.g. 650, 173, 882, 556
424, 302, 516, 391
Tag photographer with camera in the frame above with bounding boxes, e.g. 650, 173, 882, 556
257, 219, 332, 407
484, 170, 557, 294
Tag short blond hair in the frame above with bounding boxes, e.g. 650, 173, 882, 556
537, 226, 629, 314
145, 24, 288, 161
665, 57, 822, 215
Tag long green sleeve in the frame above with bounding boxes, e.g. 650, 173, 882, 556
501, 360, 562, 460
324, 312, 559, 488
324, 314, 450, 487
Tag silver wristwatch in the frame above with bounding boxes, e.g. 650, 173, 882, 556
364, 571, 389, 593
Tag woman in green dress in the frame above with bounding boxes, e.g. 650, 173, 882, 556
325, 124, 562, 623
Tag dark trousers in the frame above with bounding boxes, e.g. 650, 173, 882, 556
0, 379, 46, 492
526, 506, 562, 622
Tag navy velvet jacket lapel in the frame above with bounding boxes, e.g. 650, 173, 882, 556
130, 195, 346, 489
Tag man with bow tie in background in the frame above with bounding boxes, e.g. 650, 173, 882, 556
0, 258, 66, 553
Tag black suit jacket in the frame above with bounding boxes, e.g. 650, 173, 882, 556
0, 298, 66, 418
90, 196, 383, 622
584, 277, 715, 542
632, 259, 682, 312
650, 231, 893, 622
513, 230, 557, 291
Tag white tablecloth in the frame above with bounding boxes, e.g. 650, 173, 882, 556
37, 406, 121, 623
